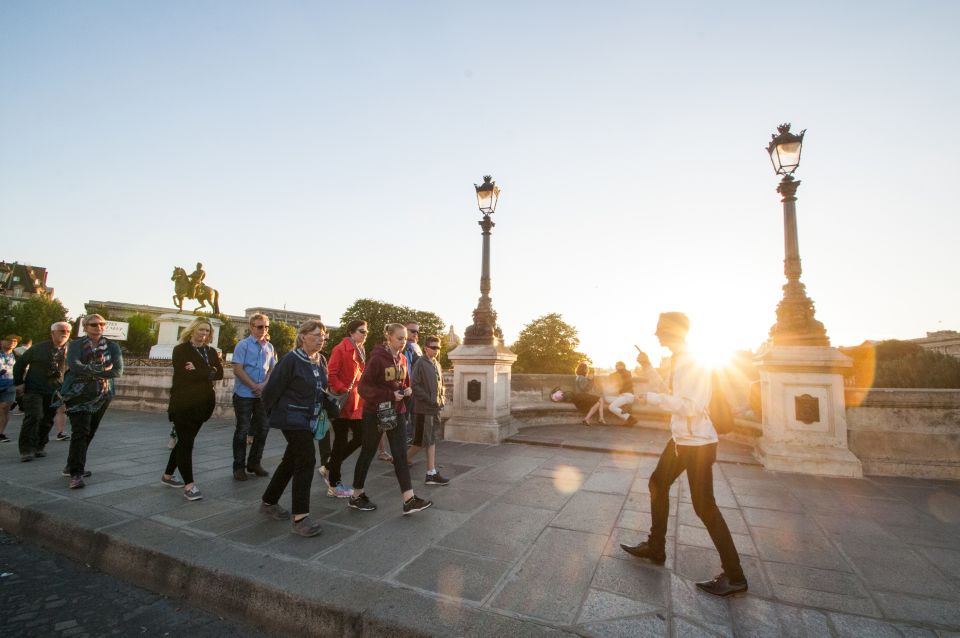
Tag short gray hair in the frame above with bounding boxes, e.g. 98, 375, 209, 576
50, 321, 71, 332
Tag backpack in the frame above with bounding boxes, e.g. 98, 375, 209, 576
708, 370, 735, 435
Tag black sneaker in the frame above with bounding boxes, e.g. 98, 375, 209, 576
425, 473, 450, 486
348, 493, 377, 511
62, 468, 92, 478
0, 434, 9, 443
56, 432, 71, 441
402, 495, 433, 515
620, 541, 666, 565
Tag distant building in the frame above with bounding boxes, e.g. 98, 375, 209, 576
243, 307, 323, 327
83, 300, 331, 336
911, 330, 960, 359
0, 261, 54, 304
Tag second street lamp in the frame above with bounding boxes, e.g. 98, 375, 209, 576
464, 175, 502, 346
766, 123, 829, 346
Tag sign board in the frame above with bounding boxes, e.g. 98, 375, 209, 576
76, 317, 129, 341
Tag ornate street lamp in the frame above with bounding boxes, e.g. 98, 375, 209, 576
463, 175, 502, 345
766, 124, 829, 346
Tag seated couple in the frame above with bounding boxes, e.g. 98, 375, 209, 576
553, 362, 638, 426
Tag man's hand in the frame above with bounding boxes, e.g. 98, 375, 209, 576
184, 362, 196, 371
252, 382, 265, 397
635, 351, 652, 368
402, 387, 413, 398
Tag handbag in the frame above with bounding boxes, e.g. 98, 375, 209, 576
325, 387, 349, 411
311, 407, 331, 440
376, 401, 398, 433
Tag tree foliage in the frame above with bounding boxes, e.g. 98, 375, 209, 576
218, 317, 239, 353
511, 313, 589, 374
842, 340, 960, 388
334, 298, 448, 366
268, 320, 297, 358
124, 313, 157, 355
0, 296, 69, 344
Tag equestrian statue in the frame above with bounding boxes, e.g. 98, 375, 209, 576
171, 262, 220, 314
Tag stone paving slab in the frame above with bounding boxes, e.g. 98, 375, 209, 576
1, 409, 959, 637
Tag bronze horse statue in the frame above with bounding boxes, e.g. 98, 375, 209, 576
171, 267, 220, 315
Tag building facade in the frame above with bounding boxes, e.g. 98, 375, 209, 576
912, 330, 960, 359
0, 262, 54, 304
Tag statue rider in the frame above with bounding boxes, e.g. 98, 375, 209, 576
188, 262, 206, 299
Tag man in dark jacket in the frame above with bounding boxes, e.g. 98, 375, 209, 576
13, 322, 71, 461
406, 335, 448, 485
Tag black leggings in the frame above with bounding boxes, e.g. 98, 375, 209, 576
66, 400, 110, 476
262, 429, 316, 516
353, 411, 411, 493
327, 418, 363, 485
164, 417, 205, 484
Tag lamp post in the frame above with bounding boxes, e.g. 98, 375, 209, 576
766, 124, 829, 346
463, 175, 502, 346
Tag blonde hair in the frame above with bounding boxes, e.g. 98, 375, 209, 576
384, 323, 405, 339
295, 320, 326, 348
181, 318, 214, 344
248, 313, 269, 327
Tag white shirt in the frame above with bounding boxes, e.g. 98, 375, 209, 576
644, 350, 718, 446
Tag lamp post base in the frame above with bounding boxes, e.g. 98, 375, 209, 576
755, 344, 862, 478
444, 343, 517, 444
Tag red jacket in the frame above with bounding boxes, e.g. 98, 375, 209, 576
327, 337, 365, 420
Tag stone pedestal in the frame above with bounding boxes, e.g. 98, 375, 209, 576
444, 343, 517, 444
149, 313, 222, 359
756, 345, 862, 477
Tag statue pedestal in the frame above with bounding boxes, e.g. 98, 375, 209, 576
756, 345, 862, 478
443, 343, 517, 444
149, 313, 222, 359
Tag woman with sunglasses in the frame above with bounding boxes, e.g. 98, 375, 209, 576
258, 320, 336, 537
58, 314, 124, 489
349, 323, 431, 515
320, 319, 368, 498
161, 317, 224, 501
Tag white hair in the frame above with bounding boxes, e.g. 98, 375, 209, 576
50, 321, 71, 332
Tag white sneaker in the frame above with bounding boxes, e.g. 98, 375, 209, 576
317, 465, 329, 486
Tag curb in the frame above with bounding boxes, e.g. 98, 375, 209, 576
0, 492, 576, 638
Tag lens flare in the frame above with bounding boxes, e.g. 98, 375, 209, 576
553, 465, 583, 494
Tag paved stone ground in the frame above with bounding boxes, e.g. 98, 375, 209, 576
1, 409, 960, 637
0, 529, 267, 637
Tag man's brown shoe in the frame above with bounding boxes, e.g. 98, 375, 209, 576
246, 464, 269, 477
620, 541, 666, 565
233, 468, 248, 481
696, 574, 748, 597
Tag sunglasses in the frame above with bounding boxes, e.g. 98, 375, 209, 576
408, 329, 419, 334
87, 323, 106, 328
357, 329, 368, 334
253, 324, 269, 329
426, 344, 440, 350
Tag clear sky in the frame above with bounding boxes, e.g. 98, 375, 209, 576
2, 1, 957, 367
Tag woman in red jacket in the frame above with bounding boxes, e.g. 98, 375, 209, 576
321, 319, 367, 498
349, 323, 432, 515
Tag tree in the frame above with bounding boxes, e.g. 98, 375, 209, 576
124, 313, 157, 355
511, 313, 589, 374
218, 317, 239, 353
337, 298, 446, 361
841, 340, 960, 388
268, 320, 297, 358
1, 296, 69, 344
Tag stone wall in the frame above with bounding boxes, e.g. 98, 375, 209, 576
845, 388, 960, 480
111, 367, 236, 418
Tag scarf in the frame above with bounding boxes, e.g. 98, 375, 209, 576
48, 343, 67, 385
59, 337, 112, 413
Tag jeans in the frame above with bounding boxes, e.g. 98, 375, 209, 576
164, 417, 204, 484
18, 392, 57, 455
353, 411, 411, 493
66, 400, 111, 476
648, 439, 744, 581
232, 394, 268, 471
605, 393, 634, 419
327, 418, 362, 485
262, 429, 315, 516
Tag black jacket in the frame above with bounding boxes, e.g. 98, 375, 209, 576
262, 349, 337, 431
168, 342, 224, 423
13, 341, 67, 395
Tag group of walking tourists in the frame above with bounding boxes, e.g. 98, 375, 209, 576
4, 309, 747, 597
